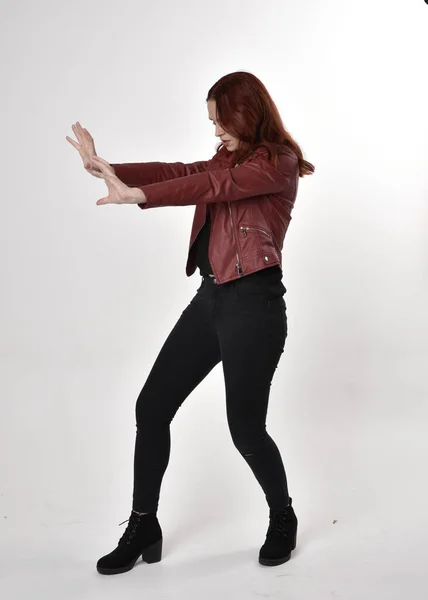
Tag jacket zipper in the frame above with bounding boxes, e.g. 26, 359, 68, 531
240, 226, 272, 238
206, 206, 218, 281
228, 201, 243, 276
228, 162, 243, 277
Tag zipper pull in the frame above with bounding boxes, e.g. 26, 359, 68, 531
236, 262, 243, 276
241, 226, 247, 237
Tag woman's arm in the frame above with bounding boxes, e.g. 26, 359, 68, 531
135, 151, 298, 209
109, 159, 211, 187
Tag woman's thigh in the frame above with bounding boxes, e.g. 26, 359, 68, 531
217, 283, 288, 437
136, 292, 222, 423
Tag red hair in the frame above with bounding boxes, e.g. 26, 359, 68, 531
206, 71, 315, 177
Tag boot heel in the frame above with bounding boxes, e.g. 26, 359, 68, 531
142, 538, 162, 563
291, 529, 297, 550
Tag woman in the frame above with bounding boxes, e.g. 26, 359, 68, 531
66, 71, 314, 574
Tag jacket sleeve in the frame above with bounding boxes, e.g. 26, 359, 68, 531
109, 160, 211, 187
136, 151, 298, 210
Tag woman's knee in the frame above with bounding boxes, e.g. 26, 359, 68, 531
135, 392, 175, 427
135, 393, 158, 425
230, 427, 267, 456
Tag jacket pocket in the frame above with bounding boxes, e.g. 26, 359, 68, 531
239, 225, 276, 258
240, 225, 272, 239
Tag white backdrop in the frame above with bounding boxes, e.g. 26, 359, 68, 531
1, 0, 427, 598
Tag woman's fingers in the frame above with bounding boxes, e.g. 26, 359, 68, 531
71, 122, 90, 147
72, 123, 82, 142
91, 155, 108, 166
78, 123, 92, 140
65, 135, 80, 150
91, 155, 115, 176
67, 123, 102, 179
66, 124, 84, 151
85, 164, 103, 176
83, 127, 93, 140
76, 122, 95, 146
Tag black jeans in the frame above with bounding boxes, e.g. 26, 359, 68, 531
132, 267, 289, 513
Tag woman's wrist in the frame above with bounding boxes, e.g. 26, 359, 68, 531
131, 187, 147, 204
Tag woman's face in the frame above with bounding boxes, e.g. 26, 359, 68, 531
207, 99, 240, 152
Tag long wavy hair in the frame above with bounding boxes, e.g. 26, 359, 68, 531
206, 71, 315, 178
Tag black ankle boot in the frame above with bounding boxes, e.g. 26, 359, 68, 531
258, 497, 298, 566
97, 511, 163, 575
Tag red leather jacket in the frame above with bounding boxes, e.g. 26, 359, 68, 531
111, 143, 299, 285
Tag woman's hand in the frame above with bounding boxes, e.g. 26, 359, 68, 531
90, 155, 147, 206
66, 122, 102, 177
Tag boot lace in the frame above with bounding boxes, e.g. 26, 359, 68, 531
268, 510, 291, 538
117, 512, 141, 545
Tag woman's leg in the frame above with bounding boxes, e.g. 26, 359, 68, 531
132, 289, 221, 513
218, 291, 289, 511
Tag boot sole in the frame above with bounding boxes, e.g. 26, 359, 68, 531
97, 538, 163, 575
258, 549, 293, 566
258, 537, 297, 567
